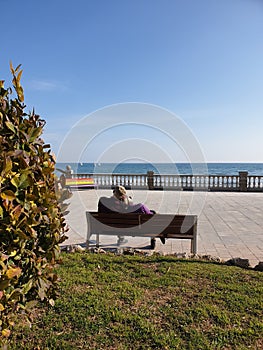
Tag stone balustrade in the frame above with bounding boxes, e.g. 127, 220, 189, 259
70, 171, 263, 192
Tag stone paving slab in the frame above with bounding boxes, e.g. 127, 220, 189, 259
64, 189, 263, 267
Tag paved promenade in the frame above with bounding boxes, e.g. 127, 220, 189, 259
64, 189, 263, 267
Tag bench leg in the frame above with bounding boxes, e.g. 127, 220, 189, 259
96, 234, 100, 248
191, 236, 197, 255
86, 229, 91, 249
150, 238, 156, 249
86, 238, 90, 249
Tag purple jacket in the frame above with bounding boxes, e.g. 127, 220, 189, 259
98, 196, 152, 214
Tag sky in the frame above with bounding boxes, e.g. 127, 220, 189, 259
1, 0, 263, 163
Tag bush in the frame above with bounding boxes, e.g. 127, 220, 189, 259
0, 63, 71, 345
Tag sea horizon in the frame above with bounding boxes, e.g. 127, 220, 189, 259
56, 162, 263, 176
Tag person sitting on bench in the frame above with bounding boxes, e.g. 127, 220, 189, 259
98, 186, 165, 245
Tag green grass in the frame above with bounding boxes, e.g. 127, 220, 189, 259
9, 253, 263, 349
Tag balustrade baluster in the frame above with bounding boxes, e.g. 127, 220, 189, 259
66, 170, 263, 192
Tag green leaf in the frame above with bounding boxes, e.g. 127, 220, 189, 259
0, 280, 10, 290
25, 300, 38, 310
29, 126, 42, 142
19, 172, 31, 188
5, 122, 16, 134
14, 229, 27, 240
14, 64, 22, 73
22, 280, 33, 294
9, 289, 22, 301
5, 121, 17, 133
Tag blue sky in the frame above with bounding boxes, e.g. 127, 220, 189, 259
1, 0, 263, 163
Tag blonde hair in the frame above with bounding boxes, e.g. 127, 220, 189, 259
113, 186, 127, 200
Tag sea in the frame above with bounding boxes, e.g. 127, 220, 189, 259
56, 163, 263, 176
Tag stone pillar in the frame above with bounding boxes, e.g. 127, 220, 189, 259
239, 171, 248, 192
147, 171, 154, 190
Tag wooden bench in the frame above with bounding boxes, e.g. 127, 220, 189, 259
86, 212, 197, 254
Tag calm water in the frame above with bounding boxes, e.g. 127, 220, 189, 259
56, 163, 263, 176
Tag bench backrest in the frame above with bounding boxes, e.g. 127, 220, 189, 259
86, 212, 197, 237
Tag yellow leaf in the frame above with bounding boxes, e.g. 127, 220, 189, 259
9, 61, 14, 74
0, 303, 4, 311
9, 250, 17, 257
17, 85, 24, 102
3, 156, 13, 173
1, 190, 16, 201
2, 328, 11, 337
6, 267, 22, 279
11, 175, 20, 188
17, 69, 23, 83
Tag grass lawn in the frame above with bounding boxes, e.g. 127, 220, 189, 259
9, 252, 263, 349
